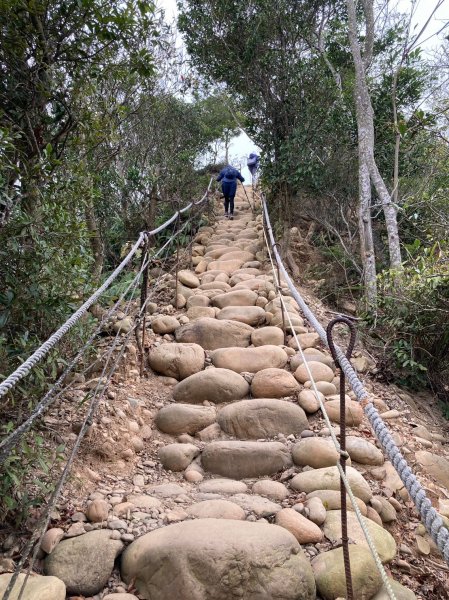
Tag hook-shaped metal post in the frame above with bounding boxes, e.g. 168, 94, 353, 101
327, 316, 357, 600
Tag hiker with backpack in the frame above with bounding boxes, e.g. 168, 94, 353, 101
247, 152, 260, 181
216, 164, 245, 219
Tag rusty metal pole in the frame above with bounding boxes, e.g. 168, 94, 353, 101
327, 316, 357, 600
139, 235, 150, 377
174, 209, 181, 310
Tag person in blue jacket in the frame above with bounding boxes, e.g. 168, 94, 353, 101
216, 164, 245, 219
247, 152, 260, 179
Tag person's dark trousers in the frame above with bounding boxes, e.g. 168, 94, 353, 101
222, 181, 236, 215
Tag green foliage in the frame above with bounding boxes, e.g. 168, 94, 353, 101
364, 246, 449, 390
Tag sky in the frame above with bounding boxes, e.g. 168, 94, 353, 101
158, 0, 449, 178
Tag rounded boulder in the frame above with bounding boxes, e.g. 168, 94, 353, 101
175, 318, 253, 350
251, 368, 300, 398
121, 519, 315, 600
211, 345, 288, 373
218, 398, 308, 439
156, 404, 216, 435
173, 368, 249, 404
148, 343, 205, 380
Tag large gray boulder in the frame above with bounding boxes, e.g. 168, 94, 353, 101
175, 318, 253, 350
44, 530, 123, 596
121, 519, 315, 600
202, 441, 292, 479
218, 399, 308, 439
172, 368, 249, 404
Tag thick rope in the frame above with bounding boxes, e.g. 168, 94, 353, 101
0, 179, 212, 399
262, 195, 449, 564
0, 212, 200, 463
262, 225, 396, 599
3, 205, 209, 600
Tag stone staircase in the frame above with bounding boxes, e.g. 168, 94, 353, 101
9, 188, 424, 600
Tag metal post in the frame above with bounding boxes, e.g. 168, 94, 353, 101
174, 210, 181, 310
327, 316, 357, 600
140, 235, 150, 377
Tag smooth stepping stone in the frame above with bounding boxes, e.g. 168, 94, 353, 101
0, 573, 66, 600
158, 443, 200, 471
307, 490, 368, 515
294, 361, 335, 384
199, 281, 230, 291
233, 279, 275, 293
186, 295, 210, 307
187, 499, 245, 520
148, 343, 205, 380
312, 546, 383, 600
314, 381, 337, 396
211, 345, 288, 373
291, 466, 372, 502
173, 368, 249, 404
211, 289, 258, 308
178, 270, 200, 288
288, 332, 321, 350
44, 530, 123, 596
228, 494, 282, 517
186, 306, 216, 320
126, 495, 162, 510
207, 259, 245, 274
251, 326, 285, 346
252, 479, 289, 501
324, 399, 364, 426
323, 510, 397, 563
198, 479, 248, 495
346, 436, 384, 465
251, 368, 300, 398
216, 305, 266, 326
202, 441, 292, 479
205, 247, 247, 259
121, 519, 316, 600
151, 316, 180, 334
275, 508, 323, 544
214, 250, 254, 263
290, 349, 335, 371
218, 399, 308, 439
201, 271, 229, 284
156, 404, 216, 435
147, 483, 186, 498
175, 318, 253, 350
292, 438, 342, 469
297, 389, 323, 413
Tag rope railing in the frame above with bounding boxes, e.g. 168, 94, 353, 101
261, 223, 396, 599
0, 178, 213, 401
0, 209, 203, 464
2, 193, 212, 600
261, 193, 449, 565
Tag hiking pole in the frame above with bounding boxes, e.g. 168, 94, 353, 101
240, 180, 254, 213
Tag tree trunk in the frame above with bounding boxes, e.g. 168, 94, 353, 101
358, 157, 377, 306
85, 197, 103, 284
346, 0, 402, 272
